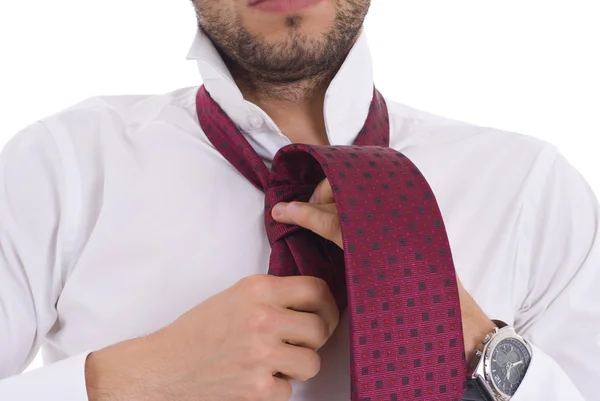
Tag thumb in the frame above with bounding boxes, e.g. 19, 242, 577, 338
272, 202, 342, 248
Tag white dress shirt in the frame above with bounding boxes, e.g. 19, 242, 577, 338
0, 28, 598, 401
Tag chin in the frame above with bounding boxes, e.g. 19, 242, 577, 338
243, 0, 336, 44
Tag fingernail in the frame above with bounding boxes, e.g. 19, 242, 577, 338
272, 203, 287, 217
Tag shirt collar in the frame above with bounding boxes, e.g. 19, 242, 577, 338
186, 27, 374, 146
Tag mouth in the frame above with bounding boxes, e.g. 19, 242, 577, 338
248, 0, 323, 13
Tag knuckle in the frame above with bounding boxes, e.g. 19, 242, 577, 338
247, 342, 274, 365
278, 381, 293, 400
246, 305, 275, 332
304, 314, 330, 350
292, 202, 310, 222
330, 306, 340, 329
299, 351, 322, 381
251, 375, 276, 395
237, 274, 274, 297
312, 276, 330, 298
267, 377, 292, 401
311, 315, 331, 346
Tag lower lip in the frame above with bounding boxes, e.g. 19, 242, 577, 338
251, 0, 323, 13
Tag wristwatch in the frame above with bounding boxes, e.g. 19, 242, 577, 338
462, 321, 532, 401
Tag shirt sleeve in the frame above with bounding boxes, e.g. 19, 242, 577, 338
0, 121, 91, 400
511, 150, 600, 400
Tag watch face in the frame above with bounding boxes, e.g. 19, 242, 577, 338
490, 338, 531, 396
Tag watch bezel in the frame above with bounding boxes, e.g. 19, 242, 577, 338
471, 326, 532, 401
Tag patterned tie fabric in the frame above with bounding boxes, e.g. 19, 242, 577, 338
196, 86, 468, 400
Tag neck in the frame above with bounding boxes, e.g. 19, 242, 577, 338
233, 66, 334, 145
220, 50, 351, 146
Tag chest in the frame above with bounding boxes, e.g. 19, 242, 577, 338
55, 136, 527, 355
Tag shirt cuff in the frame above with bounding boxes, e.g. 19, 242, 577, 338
512, 343, 584, 400
0, 351, 91, 401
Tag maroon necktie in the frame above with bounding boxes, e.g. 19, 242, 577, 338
196, 86, 467, 400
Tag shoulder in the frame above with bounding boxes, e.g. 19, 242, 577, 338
4, 85, 199, 154
384, 97, 560, 202
2, 85, 200, 191
385, 97, 557, 160
0, 85, 200, 259
1, 121, 64, 228
34, 86, 199, 143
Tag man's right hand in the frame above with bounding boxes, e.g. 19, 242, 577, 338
84, 274, 340, 401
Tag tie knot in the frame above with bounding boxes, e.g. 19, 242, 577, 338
264, 184, 316, 245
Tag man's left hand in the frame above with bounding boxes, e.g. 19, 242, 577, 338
272, 178, 497, 364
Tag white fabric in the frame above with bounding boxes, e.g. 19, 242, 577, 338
0, 28, 598, 401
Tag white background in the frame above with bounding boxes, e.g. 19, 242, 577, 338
0, 0, 598, 371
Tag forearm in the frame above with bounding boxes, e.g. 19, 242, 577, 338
457, 277, 498, 365
85, 332, 165, 401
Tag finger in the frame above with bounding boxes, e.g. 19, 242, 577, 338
272, 202, 342, 247
273, 343, 322, 382
275, 308, 332, 350
270, 376, 293, 400
271, 276, 339, 337
272, 202, 336, 224
309, 179, 334, 204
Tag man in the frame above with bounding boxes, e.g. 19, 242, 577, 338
0, 0, 598, 400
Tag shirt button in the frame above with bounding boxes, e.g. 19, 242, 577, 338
249, 114, 263, 129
